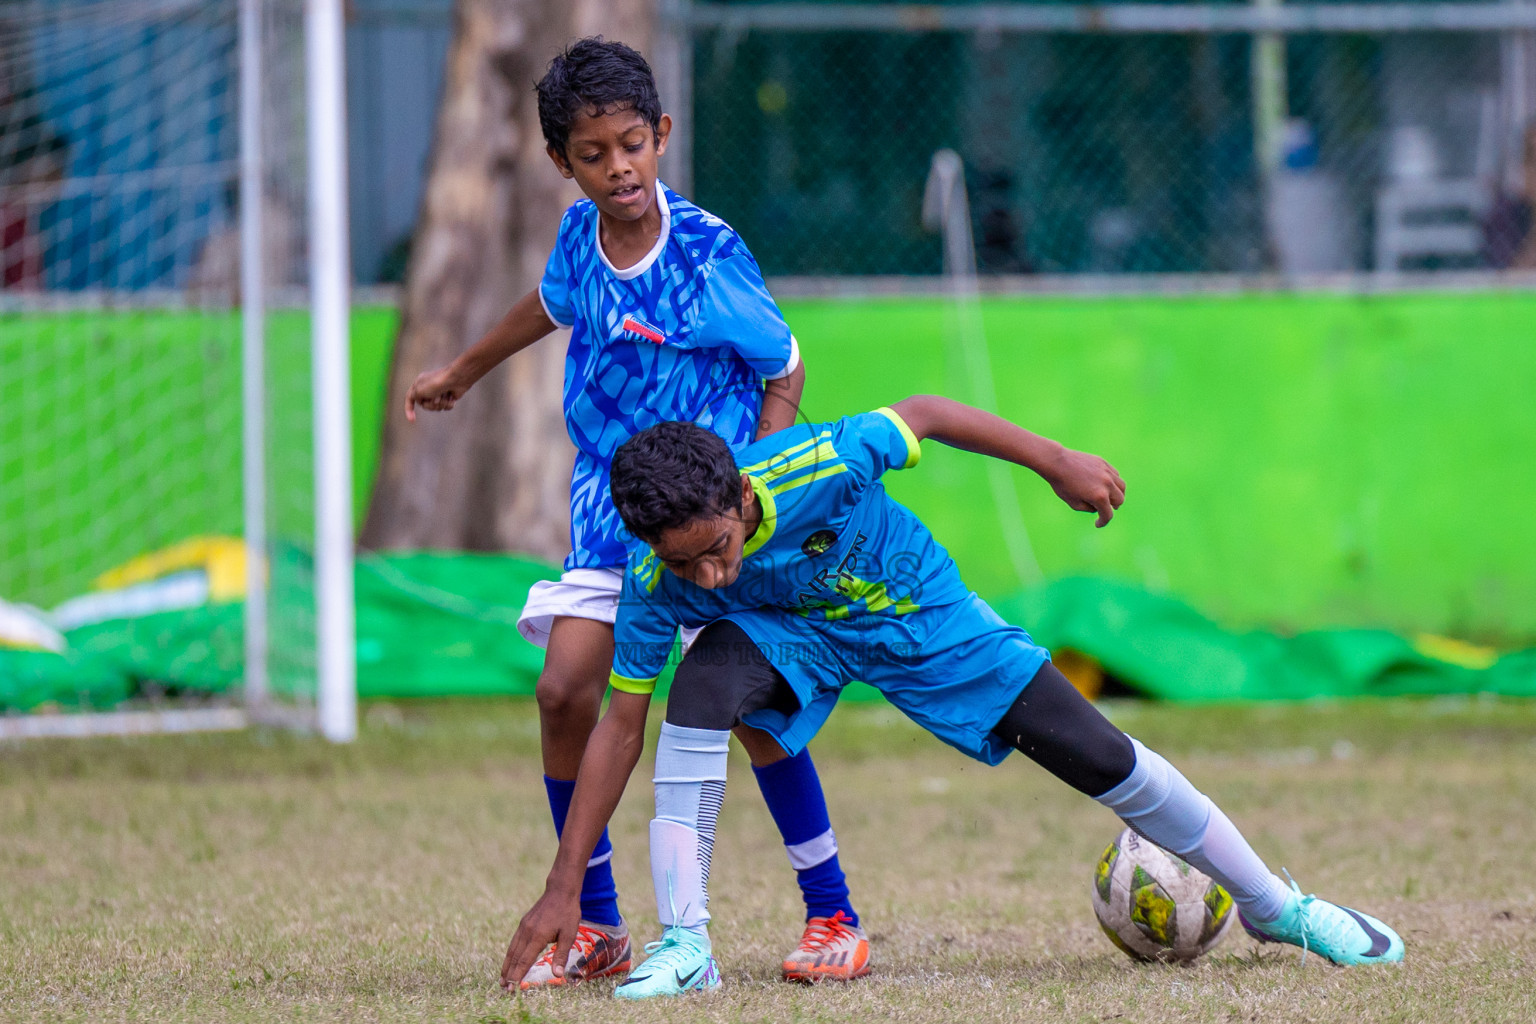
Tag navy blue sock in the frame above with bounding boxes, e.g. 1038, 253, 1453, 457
544, 776, 621, 927
752, 750, 858, 925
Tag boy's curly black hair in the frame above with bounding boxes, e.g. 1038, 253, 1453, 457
611, 422, 743, 544
536, 37, 662, 158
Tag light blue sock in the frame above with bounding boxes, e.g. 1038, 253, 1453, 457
651, 722, 730, 933
1096, 739, 1289, 922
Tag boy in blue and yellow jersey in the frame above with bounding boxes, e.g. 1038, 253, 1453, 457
405, 38, 865, 988
500, 397, 1405, 998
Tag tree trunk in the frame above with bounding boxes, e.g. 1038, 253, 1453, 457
361, 0, 655, 560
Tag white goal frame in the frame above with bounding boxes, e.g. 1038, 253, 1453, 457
0, 0, 355, 743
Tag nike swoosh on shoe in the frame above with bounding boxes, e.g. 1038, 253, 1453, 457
1342, 908, 1392, 957
674, 966, 703, 988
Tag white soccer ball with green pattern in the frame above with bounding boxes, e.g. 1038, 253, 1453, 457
1091, 828, 1234, 962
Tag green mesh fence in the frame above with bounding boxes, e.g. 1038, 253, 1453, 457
688, 11, 1531, 276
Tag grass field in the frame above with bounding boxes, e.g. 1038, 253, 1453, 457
3, 696, 1533, 1023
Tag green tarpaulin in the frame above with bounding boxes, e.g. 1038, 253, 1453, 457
0, 647, 132, 711
0, 553, 559, 711
3, 555, 1532, 713
351, 552, 552, 697
995, 577, 1536, 702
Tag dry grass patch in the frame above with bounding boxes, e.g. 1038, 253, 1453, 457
2, 696, 1533, 1022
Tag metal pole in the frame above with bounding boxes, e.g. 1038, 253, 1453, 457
1252, 0, 1288, 268
676, 19, 694, 198
1507, 4, 1536, 192
922, 151, 1042, 586
239, 0, 268, 710
656, 0, 694, 197
305, 0, 357, 742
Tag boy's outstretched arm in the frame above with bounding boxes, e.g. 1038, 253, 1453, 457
890, 394, 1127, 527
404, 288, 556, 421
500, 690, 651, 990
757, 355, 806, 439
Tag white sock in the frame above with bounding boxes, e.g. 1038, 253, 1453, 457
1096, 739, 1290, 922
651, 722, 730, 932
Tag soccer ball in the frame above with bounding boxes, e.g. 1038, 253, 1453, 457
1091, 828, 1234, 962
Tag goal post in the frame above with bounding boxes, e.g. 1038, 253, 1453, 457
303, 0, 356, 743
240, 0, 270, 713
0, 0, 355, 742
921, 149, 1042, 590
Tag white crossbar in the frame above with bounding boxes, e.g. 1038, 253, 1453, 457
0, 708, 249, 741
668, 1, 1536, 34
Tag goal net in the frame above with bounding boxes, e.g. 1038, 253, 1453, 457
0, 0, 353, 740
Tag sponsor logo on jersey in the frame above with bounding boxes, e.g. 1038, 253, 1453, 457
795, 532, 867, 606
621, 315, 667, 344
801, 529, 838, 557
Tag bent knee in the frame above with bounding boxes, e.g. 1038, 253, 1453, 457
534, 668, 606, 720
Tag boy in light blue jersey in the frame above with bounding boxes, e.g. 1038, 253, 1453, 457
405, 38, 865, 988
501, 396, 1405, 998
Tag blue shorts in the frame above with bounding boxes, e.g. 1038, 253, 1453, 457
729, 594, 1049, 766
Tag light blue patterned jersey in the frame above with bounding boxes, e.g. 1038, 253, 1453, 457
541, 183, 797, 570
610, 408, 974, 691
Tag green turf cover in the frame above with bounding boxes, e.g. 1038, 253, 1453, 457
0, 647, 132, 712
350, 552, 553, 697
4, 556, 1530, 713
995, 577, 1536, 703
0, 553, 560, 711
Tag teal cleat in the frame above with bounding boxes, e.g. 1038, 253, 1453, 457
613, 926, 722, 1000
1240, 875, 1405, 966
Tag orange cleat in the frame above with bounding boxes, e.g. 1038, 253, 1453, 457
519, 919, 632, 990
781, 911, 871, 983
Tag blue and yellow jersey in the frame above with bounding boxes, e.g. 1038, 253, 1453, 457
540, 183, 798, 571
609, 408, 972, 695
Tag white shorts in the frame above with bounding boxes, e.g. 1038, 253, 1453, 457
517, 567, 701, 653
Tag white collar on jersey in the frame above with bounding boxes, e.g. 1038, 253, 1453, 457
594, 181, 672, 281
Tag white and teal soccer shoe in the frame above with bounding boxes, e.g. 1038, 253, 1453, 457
1240, 877, 1404, 966
612, 926, 722, 1000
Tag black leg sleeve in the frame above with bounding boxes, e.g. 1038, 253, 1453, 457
665, 620, 800, 730
990, 661, 1137, 797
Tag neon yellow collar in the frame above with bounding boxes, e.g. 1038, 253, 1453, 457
742, 475, 778, 559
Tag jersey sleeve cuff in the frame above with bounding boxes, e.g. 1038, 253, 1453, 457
537, 285, 574, 329
875, 406, 922, 469
763, 335, 800, 382
609, 670, 660, 695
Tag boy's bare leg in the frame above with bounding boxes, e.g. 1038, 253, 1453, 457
732, 724, 789, 768
536, 616, 615, 777
521, 616, 631, 989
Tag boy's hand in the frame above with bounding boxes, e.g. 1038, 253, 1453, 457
500, 888, 581, 991
402, 287, 559, 423
404, 365, 472, 422
1043, 448, 1126, 527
